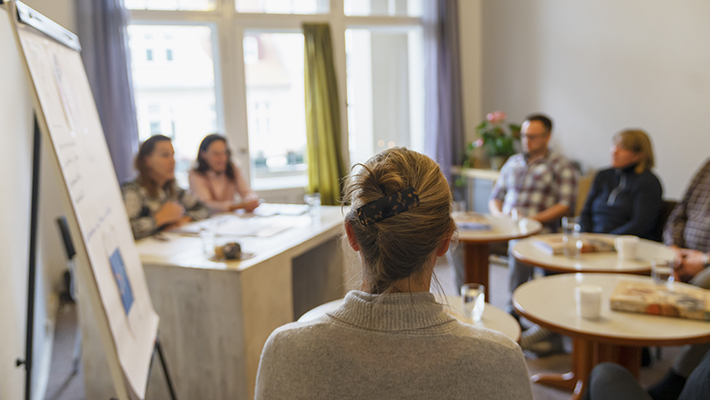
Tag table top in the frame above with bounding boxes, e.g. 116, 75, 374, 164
450, 166, 501, 181
455, 213, 543, 244
513, 273, 710, 346
135, 205, 345, 271
299, 294, 521, 342
512, 233, 675, 273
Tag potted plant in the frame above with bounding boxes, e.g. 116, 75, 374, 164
465, 111, 521, 170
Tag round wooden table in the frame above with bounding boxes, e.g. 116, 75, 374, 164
456, 213, 543, 300
513, 273, 710, 400
299, 294, 522, 342
512, 233, 675, 274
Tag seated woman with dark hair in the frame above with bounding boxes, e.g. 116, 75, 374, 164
188, 134, 260, 213
580, 129, 663, 239
255, 148, 532, 400
122, 135, 210, 240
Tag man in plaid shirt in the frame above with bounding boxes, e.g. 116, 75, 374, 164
489, 114, 578, 356
647, 158, 710, 399
490, 115, 578, 292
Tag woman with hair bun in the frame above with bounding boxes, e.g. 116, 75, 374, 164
255, 147, 532, 400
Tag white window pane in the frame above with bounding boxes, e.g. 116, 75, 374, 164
128, 25, 218, 186
243, 33, 308, 188
344, 0, 422, 17
236, 0, 328, 14
346, 28, 425, 165
125, 0, 215, 11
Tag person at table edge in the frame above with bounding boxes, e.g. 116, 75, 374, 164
643, 157, 710, 400
579, 129, 663, 240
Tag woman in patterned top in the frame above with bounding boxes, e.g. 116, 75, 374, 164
122, 135, 210, 239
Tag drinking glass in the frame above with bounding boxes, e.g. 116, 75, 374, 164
562, 216, 582, 259
461, 283, 485, 322
652, 258, 674, 286
304, 192, 321, 220
199, 220, 217, 257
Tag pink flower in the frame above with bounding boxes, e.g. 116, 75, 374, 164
473, 139, 484, 147
486, 111, 506, 124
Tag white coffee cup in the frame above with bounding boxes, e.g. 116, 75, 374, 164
614, 236, 639, 261
575, 285, 603, 319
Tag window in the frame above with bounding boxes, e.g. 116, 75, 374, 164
244, 33, 307, 186
344, 0, 422, 17
128, 24, 218, 187
150, 121, 161, 134
235, 0, 329, 14
126, 0, 216, 11
345, 27, 425, 165
126, 1, 428, 191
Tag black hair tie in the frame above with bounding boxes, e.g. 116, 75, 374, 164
356, 187, 420, 227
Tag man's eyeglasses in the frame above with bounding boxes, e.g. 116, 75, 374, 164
521, 132, 548, 140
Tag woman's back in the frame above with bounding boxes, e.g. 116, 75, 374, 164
255, 291, 532, 400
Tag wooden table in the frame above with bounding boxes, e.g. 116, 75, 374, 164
513, 273, 710, 400
299, 294, 522, 342
456, 213, 542, 300
82, 206, 351, 400
512, 233, 675, 274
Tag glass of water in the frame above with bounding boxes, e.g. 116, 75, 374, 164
562, 216, 582, 259
652, 258, 674, 286
304, 192, 321, 220
461, 283, 485, 322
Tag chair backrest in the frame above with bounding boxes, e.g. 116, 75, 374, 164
575, 170, 597, 216
649, 199, 677, 242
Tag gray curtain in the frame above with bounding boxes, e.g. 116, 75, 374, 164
424, 0, 465, 182
76, 0, 139, 183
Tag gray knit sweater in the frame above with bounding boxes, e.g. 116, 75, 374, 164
255, 290, 533, 399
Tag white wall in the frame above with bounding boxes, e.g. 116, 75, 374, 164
0, 1, 76, 399
476, 0, 710, 199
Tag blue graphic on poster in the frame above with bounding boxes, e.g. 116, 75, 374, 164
109, 248, 134, 314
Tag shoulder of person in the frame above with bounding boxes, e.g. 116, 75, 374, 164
263, 318, 331, 351
453, 322, 521, 353
120, 180, 142, 193
699, 158, 710, 174
636, 169, 663, 191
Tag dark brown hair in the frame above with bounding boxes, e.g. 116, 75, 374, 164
194, 134, 237, 182
135, 134, 175, 198
342, 147, 456, 294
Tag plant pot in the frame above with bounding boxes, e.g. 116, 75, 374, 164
489, 156, 507, 171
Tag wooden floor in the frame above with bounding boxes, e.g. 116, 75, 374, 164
44, 255, 681, 400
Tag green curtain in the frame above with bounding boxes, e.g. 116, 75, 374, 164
303, 23, 345, 206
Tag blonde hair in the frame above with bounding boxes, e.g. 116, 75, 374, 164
342, 147, 456, 294
614, 129, 655, 174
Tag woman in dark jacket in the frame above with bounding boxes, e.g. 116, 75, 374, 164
580, 129, 663, 240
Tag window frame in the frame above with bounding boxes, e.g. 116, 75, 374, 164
126, 0, 426, 193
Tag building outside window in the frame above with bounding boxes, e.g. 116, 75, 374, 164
126, 0, 427, 191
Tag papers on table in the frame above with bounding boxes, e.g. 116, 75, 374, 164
453, 212, 493, 231
533, 234, 615, 256
173, 216, 292, 238
253, 203, 309, 217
